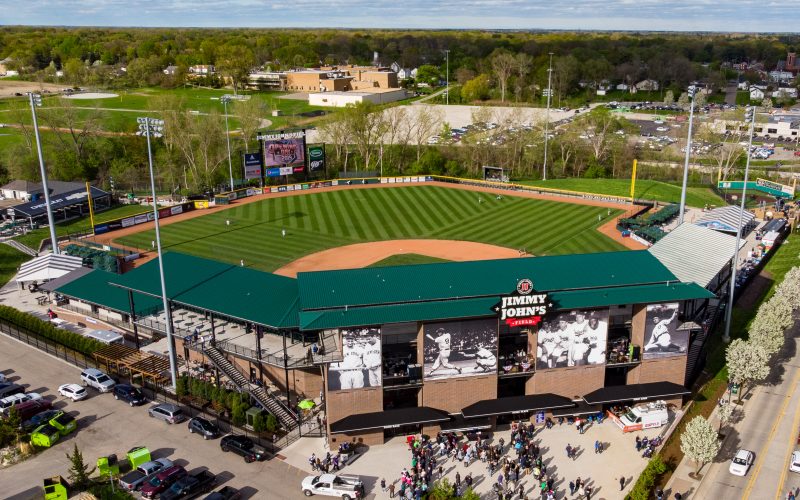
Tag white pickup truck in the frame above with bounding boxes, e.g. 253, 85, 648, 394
301, 474, 364, 499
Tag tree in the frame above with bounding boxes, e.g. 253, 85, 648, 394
718, 400, 734, 436
216, 44, 255, 94
233, 98, 265, 150
491, 51, 516, 102
677, 92, 689, 108
340, 101, 388, 171
67, 443, 95, 490
461, 74, 490, 102
680, 416, 720, 476
748, 296, 791, 356
663, 90, 675, 105
694, 91, 707, 108
415, 65, 441, 87
408, 105, 443, 162
761, 96, 774, 111
726, 339, 770, 403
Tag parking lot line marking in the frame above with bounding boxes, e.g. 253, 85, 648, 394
775, 367, 800, 498
743, 361, 800, 500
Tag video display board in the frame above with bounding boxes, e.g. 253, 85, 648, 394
535, 309, 609, 369
643, 303, 687, 359
259, 130, 306, 168
327, 327, 381, 391
423, 318, 498, 380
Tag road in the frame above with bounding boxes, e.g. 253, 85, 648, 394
0, 334, 307, 500
693, 330, 800, 500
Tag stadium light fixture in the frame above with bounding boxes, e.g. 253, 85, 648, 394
722, 106, 756, 343
137, 116, 177, 389
28, 92, 59, 254
221, 95, 235, 192
678, 85, 698, 224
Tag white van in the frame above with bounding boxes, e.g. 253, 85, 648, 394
83, 329, 124, 345
616, 400, 669, 432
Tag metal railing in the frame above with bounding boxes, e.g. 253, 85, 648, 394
0, 319, 97, 369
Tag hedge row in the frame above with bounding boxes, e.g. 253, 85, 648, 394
627, 455, 668, 500
0, 305, 104, 356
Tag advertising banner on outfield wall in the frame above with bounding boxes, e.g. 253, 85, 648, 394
423, 318, 497, 381
642, 303, 687, 359
327, 327, 382, 391
535, 308, 609, 370
94, 203, 193, 235
242, 152, 262, 180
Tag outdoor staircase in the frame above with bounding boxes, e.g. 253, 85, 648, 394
3, 240, 38, 257
203, 345, 299, 430
685, 305, 720, 385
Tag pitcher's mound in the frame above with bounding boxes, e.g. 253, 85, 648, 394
62, 92, 119, 99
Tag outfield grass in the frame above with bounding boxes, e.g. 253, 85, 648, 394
0, 244, 30, 286
368, 254, 450, 267
12, 204, 152, 251
117, 185, 625, 272
520, 178, 725, 208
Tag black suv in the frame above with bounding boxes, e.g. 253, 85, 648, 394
220, 435, 267, 463
113, 384, 147, 406
188, 417, 220, 440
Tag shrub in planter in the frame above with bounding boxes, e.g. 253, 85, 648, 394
265, 414, 278, 433
0, 305, 103, 356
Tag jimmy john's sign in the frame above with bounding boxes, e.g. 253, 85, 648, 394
493, 279, 554, 327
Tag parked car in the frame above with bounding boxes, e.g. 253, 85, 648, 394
80, 368, 115, 392
0, 383, 23, 399
11, 399, 52, 422
204, 486, 242, 500
113, 384, 146, 406
729, 449, 754, 476
119, 458, 173, 491
59, 383, 88, 401
0, 392, 42, 413
791, 451, 800, 473
301, 474, 364, 499
188, 417, 220, 440
0, 373, 6, 383
140, 465, 187, 499
160, 470, 216, 500
220, 434, 267, 463
148, 403, 185, 424
22, 409, 63, 432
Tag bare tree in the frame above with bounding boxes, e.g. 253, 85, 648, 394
409, 105, 443, 162
234, 98, 266, 150
317, 115, 352, 173
491, 51, 516, 103
515, 53, 534, 102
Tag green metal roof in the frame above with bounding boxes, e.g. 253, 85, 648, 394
55, 269, 162, 316
299, 282, 714, 330
108, 253, 299, 329
297, 251, 677, 311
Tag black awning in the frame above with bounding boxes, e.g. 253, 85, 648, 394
10, 186, 109, 218
551, 400, 602, 418
583, 382, 690, 405
439, 415, 492, 433
330, 407, 450, 434
461, 393, 575, 419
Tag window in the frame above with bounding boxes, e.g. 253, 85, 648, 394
768, 128, 778, 134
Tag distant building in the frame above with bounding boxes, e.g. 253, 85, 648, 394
0, 57, 11, 76
615, 83, 629, 91
247, 71, 287, 91
189, 65, 215, 75
1, 180, 90, 202
769, 70, 794, 83
786, 52, 799, 74
163, 65, 179, 76
776, 87, 798, 99
308, 88, 408, 107
633, 79, 659, 92
285, 66, 399, 93
750, 87, 766, 100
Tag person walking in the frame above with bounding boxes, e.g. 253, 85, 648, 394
566, 444, 573, 459
381, 478, 387, 493
619, 476, 626, 491
569, 480, 576, 496
388, 482, 395, 498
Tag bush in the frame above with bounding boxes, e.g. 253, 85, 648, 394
265, 414, 278, 433
627, 454, 668, 500
0, 305, 104, 356
175, 375, 188, 399
231, 400, 248, 427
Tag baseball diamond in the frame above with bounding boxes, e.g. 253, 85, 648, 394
116, 184, 625, 272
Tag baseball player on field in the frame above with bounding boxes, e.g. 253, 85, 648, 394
426, 327, 461, 376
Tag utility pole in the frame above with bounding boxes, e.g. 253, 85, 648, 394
137, 116, 178, 390
542, 53, 554, 181
723, 106, 756, 343
445, 49, 450, 106
28, 93, 59, 254
678, 85, 697, 224
221, 95, 235, 192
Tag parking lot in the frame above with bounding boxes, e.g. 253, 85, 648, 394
0, 334, 307, 500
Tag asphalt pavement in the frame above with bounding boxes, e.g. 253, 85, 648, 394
0, 333, 308, 500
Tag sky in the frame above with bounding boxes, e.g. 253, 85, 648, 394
0, 0, 795, 32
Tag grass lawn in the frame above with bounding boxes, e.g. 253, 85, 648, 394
117, 185, 625, 272
368, 253, 450, 267
655, 234, 800, 490
0, 244, 30, 286
520, 178, 725, 208
12, 204, 152, 251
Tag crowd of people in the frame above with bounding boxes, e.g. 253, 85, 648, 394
383, 422, 598, 500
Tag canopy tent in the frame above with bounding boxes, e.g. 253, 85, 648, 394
582, 382, 690, 405
16, 254, 84, 283
7, 185, 109, 221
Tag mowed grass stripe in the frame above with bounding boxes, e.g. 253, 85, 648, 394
403, 186, 447, 234
322, 192, 354, 240
359, 190, 393, 240
372, 188, 415, 239
381, 188, 426, 237
337, 190, 372, 240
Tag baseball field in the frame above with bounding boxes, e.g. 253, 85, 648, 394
116, 184, 626, 273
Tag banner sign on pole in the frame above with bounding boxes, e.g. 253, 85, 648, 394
308, 145, 325, 172
243, 152, 262, 180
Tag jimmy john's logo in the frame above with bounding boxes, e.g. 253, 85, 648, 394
493, 279, 553, 327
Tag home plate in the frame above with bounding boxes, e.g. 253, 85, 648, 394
62, 92, 119, 99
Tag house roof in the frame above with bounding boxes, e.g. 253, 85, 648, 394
297, 251, 677, 311
649, 223, 744, 288
1, 180, 38, 192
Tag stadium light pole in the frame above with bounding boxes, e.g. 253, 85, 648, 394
678, 85, 697, 225
28, 93, 59, 254
137, 116, 178, 390
542, 53, 553, 181
445, 49, 450, 106
722, 106, 756, 343
221, 95, 235, 192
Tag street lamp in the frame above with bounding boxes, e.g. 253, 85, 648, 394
444, 50, 450, 106
136, 116, 178, 390
28, 93, 59, 254
221, 95, 236, 192
678, 85, 698, 224
542, 53, 554, 181
722, 106, 756, 343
